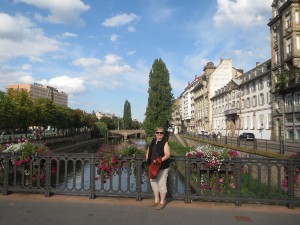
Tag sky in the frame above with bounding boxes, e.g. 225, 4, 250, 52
0, 0, 273, 122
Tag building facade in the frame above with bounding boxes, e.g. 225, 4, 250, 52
268, 0, 300, 141
211, 60, 273, 139
7, 83, 68, 106
191, 59, 242, 134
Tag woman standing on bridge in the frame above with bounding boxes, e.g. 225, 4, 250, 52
146, 127, 171, 210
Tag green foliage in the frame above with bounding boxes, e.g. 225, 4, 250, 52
169, 141, 193, 156
94, 121, 108, 137
275, 72, 288, 89
123, 100, 132, 129
100, 116, 115, 130
131, 120, 141, 129
119, 142, 144, 156
143, 58, 174, 136
0, 89, 98, 135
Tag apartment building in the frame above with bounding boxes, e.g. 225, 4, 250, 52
268, 0, 300, 141
172, 59, 242, 134
191, 59, 242, 133
179, 77, 198, 133
94, 111, 116, 120
211, 60, 272, 139
7, 83, 68, 106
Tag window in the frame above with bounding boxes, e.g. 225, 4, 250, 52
246, 98, 250, 108
285, 94, 293, 113
297, 35, 300, 50
252, 116, 256, 130
253, 96, 257, 107
244, 117, 248, 129
273, 29, 278, 41
266, 92, 270, 104
232, 101, 235, 108
295, 92, 300, 112
286, 116, 293, 124
246, 85, 250, 94
275, 50, 279, 65
286, 14, 291, 29
259, 93, 265, 105
267, 76, 271, 87
251, 82, 256, 92
259, 115, 264, 129
258, 79, 263, 90
247, 116, 250, 130
286, 37, 292, 56
285, 94, 293, 106
241, 99, 245, 109
296, 11, 299, 24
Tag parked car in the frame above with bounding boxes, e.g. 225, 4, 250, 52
239, 132, 255, 141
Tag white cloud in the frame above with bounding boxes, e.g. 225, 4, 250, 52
38, 76, 86, 95
102, 13, 140, 27
73, 58, 101, 67
73, 54, 134, 89
0, 13, 61, 63
0, 68, 34, 91
127, 26, 136, 32
21, 64, 32, 70
63, 32, 78, 38
145, 0, 175, 23
213, 0, 272, 28
110, 34, 119, 42
14, 0, 90, 25
127, 50, 136, 55
104, 54, 122, 65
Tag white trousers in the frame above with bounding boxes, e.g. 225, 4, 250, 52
150, 168, 169, 193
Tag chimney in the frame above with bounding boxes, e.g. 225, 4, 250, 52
256, 62, 260, 67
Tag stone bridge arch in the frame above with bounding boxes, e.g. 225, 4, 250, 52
109, 130, 145, 140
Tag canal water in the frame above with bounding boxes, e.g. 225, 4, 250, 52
58, 139, 185, 194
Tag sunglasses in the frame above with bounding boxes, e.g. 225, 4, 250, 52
155, 131, 164, 134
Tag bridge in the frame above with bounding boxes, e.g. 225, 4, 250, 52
109, 129, 146, 140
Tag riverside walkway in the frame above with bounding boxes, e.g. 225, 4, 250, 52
0, 194, 299, 225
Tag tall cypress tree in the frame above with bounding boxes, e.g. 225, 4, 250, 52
123, 100, 132, 129
143, 58, 174, 136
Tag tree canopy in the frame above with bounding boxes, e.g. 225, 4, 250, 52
123, 100, 132, 129
143, 58, 174, 136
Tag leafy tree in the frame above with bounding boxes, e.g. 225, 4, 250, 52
143, 58, 174, 136
0, 92, 14, 130
132, 119, 141, 129
32, 98, 56, 130
123, 100, 132, 129
84, 113, 99, 129
94, 121, 108, 137
73, 109, 86, 132
4, 89, 33, 137
100, 116, 115, 130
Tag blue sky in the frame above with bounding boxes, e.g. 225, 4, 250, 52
0, 0, 272, 122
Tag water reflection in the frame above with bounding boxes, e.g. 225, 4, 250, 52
55, 139, 185, 195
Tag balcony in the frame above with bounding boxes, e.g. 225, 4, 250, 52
224, 108, 241, 115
